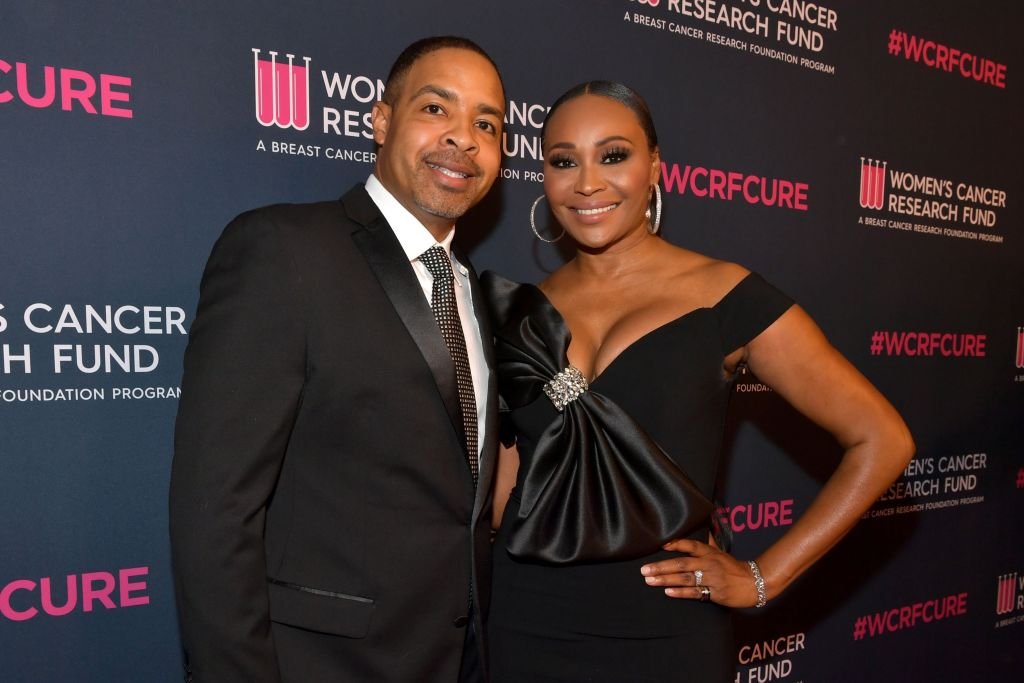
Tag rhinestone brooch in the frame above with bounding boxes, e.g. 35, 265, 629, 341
543, 365, 589, 412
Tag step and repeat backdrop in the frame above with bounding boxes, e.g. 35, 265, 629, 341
1, 1, 1021, 680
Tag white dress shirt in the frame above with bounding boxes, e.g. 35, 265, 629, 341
364, 174, 489, 459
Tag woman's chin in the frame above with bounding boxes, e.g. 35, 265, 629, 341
568, 226, 647, 254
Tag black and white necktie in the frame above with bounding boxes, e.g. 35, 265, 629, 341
419, 246, 478, 485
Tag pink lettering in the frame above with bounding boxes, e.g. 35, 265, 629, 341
964, 334, 977, 356
745, 503, 762, 530
0, 59, 12, 103
0, 60, 133, 117
793, 183, 809, 210
721, 500, 795, 534
922, 41, 936, 67
708, 169, 727, 199
904, 34, 926, 61
690, 167, 709, 197
941, 333, 954, 356
993, 62, 1006, 88
1, 579, 39, 621
729, 506, 745, 532
866, 612, 885, 636
40, 575, 77, 616
969, 55, 986, 81
16, 62, 56, 108
726, 171, 742, 201
921, 332, 933, 355
660, 162, 691, 194
100, 74, 132, 118
947, 48, 961, 73
118, 567, 150, 607
2, 567, 151, 621
742, 175, 759, 204
942, 594, 958, 617
779, 499, 793, 524
884, 332, 905, 355
763, 501, 778, 527
950, 589, 966, 618
777, 180, 795, 208
60, 68, 97, 114
81, 572, 116, 611
658, 161, 808, 211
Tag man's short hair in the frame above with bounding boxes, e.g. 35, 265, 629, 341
383, 36, 505, 105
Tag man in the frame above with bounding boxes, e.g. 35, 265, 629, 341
169, 36, 505, 682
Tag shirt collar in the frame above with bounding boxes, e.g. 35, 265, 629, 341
365, 174, 455, 261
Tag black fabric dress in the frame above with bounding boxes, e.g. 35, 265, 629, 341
481, 271, 794, 683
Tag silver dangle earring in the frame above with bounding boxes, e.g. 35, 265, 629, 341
647, 183, 662, 235
530, 194, 565, 243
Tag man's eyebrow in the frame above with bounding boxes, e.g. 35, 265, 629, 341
477, 102, 504, 119
409, 85, 503, 119
410, 84, 456, 102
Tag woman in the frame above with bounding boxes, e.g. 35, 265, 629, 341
482, 81, 914, 682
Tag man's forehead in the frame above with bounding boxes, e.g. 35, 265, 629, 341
402, 49, 504, 101
412, 47, 492, 70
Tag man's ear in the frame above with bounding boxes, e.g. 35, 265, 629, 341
371, 101, 391, 146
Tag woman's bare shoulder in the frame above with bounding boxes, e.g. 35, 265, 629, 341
662, 245, 751, 304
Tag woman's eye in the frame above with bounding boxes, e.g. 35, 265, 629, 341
602, 149, 629, 164
549, 155, 575, 169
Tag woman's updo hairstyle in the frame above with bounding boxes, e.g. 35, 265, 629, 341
541, 80, 659, 150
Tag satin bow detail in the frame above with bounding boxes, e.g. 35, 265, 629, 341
483, 272, 713, 565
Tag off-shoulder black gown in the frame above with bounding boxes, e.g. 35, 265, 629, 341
482, 271, 793, 683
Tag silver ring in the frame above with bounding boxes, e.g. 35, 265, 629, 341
694, 569, 704, 586
699, 586, 711, 602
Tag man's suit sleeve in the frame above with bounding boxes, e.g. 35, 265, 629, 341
169, 209, 307, 682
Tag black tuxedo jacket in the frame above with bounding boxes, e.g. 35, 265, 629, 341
169, 185, 498, 682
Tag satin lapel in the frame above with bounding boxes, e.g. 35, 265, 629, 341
343, 186, 467, 451
459, 247, 499, 522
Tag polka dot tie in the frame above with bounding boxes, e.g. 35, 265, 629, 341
420, 246, 478, 485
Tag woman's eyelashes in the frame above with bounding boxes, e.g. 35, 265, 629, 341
548, 153, 576, 169
548, 147, 631, 169
601, 147, 629, 164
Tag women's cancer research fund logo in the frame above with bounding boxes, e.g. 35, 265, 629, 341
859, 158, 887, 210
252, 48, 311, 130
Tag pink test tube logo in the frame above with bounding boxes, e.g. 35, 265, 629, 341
859, 157, 887, 210
253, 49, 310, 131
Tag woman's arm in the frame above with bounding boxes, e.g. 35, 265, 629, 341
641, 304, 915, 607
